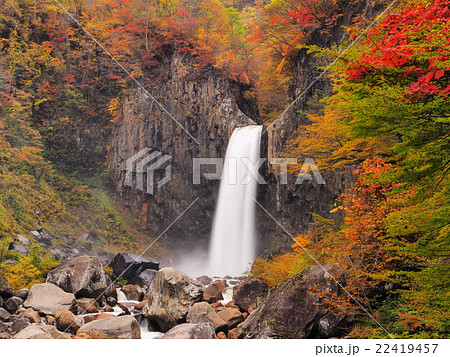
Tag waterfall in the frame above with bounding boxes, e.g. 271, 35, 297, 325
207, 125, 263, 277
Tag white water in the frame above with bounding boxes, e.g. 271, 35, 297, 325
207, 125, 263, 277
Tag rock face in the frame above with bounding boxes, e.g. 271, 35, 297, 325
109, 252, 159, 281
237, 265, 350, 339
109, 52, 258, 252
77, 315, 141, 339
186, 302, 227, 332
159, 323, 216, 339
24, 283, 76, 315
46, 255, 109, 298
234, 278, 269, 312
143, 267, 203, 332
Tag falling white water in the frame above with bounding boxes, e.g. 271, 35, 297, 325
207, 125, 263, 277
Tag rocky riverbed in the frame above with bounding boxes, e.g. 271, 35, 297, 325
0, 252, 353, 339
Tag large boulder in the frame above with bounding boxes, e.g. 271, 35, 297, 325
46, 255, 109, 298
234, 278, 269, 312
203, 283, 223, 303
77, 315, 141, 339
143, 267, 203, 332
121, 284, 144, 301
8, 242, 29, 255
186, 302, 227, 332
109, 252, 159, 281
237, 265, 350, 339
4, 296, 23, 314
0, 277, 12, 298
24, 283, 76, 315
158, 323, 216, 339
0, 307, 11, 322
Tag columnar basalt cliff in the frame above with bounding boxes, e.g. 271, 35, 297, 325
109, 53, 257, 254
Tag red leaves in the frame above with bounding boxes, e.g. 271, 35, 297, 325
345, 0, 450, 99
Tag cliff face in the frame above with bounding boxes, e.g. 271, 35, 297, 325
109, 53, 257, 253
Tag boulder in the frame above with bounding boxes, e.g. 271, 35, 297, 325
46, 255, 109, 298
76, 297, 99, 314
143, 267, 203, 332
13, 324, 53, 339
121, 284, 144, 301
228, 328, 238, 339
0, 277, 12, 298
18, 308, 41, 323
211, 280, 228, 293
55, 309, 81, 334
234, 278, 269, 312
10, 316, 31, 333
41, 324, 72, 339
24, 283, 76, 315
77, 315, 141, 339
0, 321, 8, 333
129, 269, 158, 289
109, 252, 159, 281
13, 288, 29, 300
186, 302, 228, 332
217, 331, 227, 339
203, 284, 223, 303
17, 234, 30, 246
0, 307, 11, 322
106, 296, 117, 307
4, 296, 23, 314
196, 276, 212, 285
237, 265, 350, 339
217, 308, 244, 329
8, 242, 29, 255
158, 323, 216, 339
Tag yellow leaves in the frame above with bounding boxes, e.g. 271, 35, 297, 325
1, 255, 43, 290
108, 97, 121, 119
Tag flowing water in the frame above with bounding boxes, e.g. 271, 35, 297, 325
207, 125, 263, 277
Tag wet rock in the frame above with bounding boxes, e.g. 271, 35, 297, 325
237, 265, 350, 339
217, 308, 244, 329
4, 296, 23, 314
55, 309, 81, 334
143, 267, 203, 332
0, 277, 12, 299
18, 308, 40, 323
129, 269, 158, 290
0, 307, 11, 322
121, 284, 144, 301
77, 315, 141, 339
158, 323, 216, 339
196, 276, 212, 285
13, 288, 29, 300
109, 252, 159, 281
46, 255, 109, 298
106, 296, 117, 307
203, 284, 223, 303
8, 242, 29, 255
13, 324, 53, 339
24, 283, 76, 315
234, 278, 269, 312
187, 302, 228, 333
